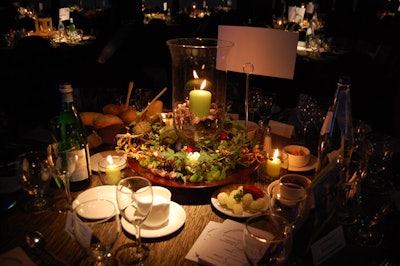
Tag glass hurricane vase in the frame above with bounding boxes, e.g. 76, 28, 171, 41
167, 38, 233, 147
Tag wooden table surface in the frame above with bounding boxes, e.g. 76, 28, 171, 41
0, 166, 266, 266
1, 134, 399, 266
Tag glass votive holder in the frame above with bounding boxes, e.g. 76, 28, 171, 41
98, 155, 127, 185
257, 149, 289, 184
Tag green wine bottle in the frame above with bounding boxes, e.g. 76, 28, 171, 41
56, 83, 91, 191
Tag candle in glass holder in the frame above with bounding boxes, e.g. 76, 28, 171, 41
266, 149, 282, 178
104, 155, 121, 184
189, 79, 212, 118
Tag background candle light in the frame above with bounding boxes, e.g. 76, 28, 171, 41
266, 149, 282, 178
98, 155, 124, 185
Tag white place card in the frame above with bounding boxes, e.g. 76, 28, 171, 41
268, 120, 295, 138
311, 226, 346, 266
59, 7, 70, 21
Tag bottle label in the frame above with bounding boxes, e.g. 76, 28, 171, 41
69, 148, 89, 182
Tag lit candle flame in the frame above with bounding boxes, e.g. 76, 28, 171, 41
106, 155, 114, 164
193, 70, 199, 79
200, 80, 207, 90
273, 149, 279, 159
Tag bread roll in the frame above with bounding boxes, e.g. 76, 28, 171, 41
80, 112, 103, 126
120, 108, 140, 125
93, 114, 124, 129
145, 100, 163, 123
102, 104, 123, 115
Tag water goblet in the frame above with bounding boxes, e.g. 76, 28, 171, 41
269, 180, 308, 232
115, 176, 153, 265
72, 198, 120, 265
365, 133, 394, 188
256, 93, 277, 125
295, 94, 318, 144
243, 213, 292, 266
248, 87, 263, 122
15, 150, 53, 213
347, 180, 395, 247
134, 88, 153, 111
47, 142, 78, 212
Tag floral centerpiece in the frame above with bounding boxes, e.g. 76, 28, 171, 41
115, 115, 263, 184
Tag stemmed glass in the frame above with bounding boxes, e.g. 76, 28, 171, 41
15, 150, 53, 213
72, 198, 120, 265
242, 213, 292, 266
269, 184, 308, 233
134, 88, 153, 111
347, 179, 394, 247
364, 133, 394, 188
115, 176, 153, 265
295, 94, 318, 144
47, 142, 78, 212
256, 93, 277, 125
248, 87, 263, 122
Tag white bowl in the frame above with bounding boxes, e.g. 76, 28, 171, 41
283, 145, 310, 168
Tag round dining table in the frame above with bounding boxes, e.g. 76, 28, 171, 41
0, 134, 399, 266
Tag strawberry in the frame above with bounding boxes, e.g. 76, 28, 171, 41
243, 185, 264, 200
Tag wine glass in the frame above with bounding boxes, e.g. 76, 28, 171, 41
15, 150, 53, 213
256, 93, 277, 125
295, 94, 318, 144
115, 176, 153, 265
347, 179, 395, 247
72, 198, 120, 265
364, 133, 394, 188
243, 213, 292, 266
269, 183, 308, 232
248, 87, 263, 122
134, 88, 153, 111
47, 142, 78, 212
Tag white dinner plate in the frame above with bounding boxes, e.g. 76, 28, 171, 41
72, 185, 117, 211
288, 154, 317, 172
90, 150, 126, 172
211, 184, 268, 218
121, 201, 186, 238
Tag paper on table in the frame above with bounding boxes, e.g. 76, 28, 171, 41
185, 221, 221, 263
195, 219, 248, 266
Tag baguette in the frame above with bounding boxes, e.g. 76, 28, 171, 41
102, 103, 124, 115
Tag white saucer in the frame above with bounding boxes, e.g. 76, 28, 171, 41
90, 151, 126, 172
121, 201, 186, 238
288, 154, 317, 172
72, 185, 117, 211
211, 184, 268, 218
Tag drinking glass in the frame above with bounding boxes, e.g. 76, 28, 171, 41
347, 180, 395, 247
269, 183, 308, 232
243, 213, 292, 266
256, 93, 277, 125
365, 133, 394, 188
15, 150, 53, 213
295, 94, 318, 144
47, 143, 78, 212
115, 176, 153, 265
248, 87, 263, 122
133, 88, 153, 111
72, 198, 120, 265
